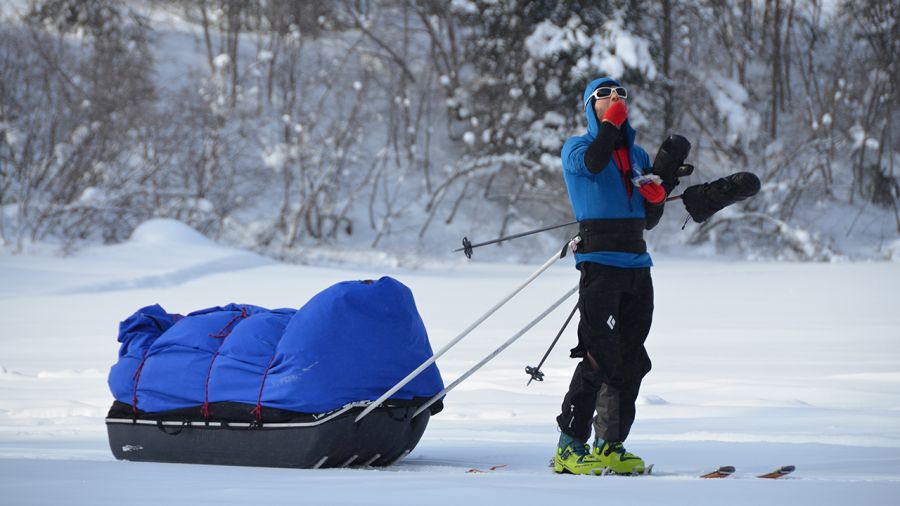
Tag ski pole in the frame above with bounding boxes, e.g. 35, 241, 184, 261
355, 237, 580, 423
455, 187, 688, 259
455, 221, 578, 259
412, 284, 579, 418
525, 302, 578, 386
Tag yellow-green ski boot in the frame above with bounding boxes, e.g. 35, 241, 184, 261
553, 433, 605, 475
592, 440, 647, 475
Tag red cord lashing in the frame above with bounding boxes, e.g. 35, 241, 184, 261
209, 306, 249, 338
131, 349, 151, 415
202, 350, 221, 420
203, 307, 249, 420
251, 355, 277, 423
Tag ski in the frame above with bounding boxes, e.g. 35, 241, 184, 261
700, 465, 795, 479
466, 464, 507, 473
548, 462, 793, 479
757, 465, 795, 479
700, 465, 735, 479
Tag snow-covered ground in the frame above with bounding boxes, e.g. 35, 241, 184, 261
1, 219, 899, 505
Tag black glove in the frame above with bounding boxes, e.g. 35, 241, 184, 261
652, 134, 692, 193
682, 171, 761, 223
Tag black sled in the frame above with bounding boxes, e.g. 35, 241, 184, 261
105, 400, 435, 469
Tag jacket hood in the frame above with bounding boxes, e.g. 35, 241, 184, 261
582, 76, 636, 147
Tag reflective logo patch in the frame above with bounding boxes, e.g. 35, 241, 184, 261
607, 315, 616, 330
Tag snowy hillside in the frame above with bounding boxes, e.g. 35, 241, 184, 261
2, 1, 897, 261
1, 219, 898, 504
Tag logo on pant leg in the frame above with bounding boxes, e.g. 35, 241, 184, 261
606, 315, 616, 330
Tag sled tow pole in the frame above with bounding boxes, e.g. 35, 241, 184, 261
355, 237, 579, 423
412, 284, 579, 418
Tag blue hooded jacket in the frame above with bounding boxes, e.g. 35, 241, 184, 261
561, 77, 653, 268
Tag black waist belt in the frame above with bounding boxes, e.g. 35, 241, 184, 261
577, 219, 647, 254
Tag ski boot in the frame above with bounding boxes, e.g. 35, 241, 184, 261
553, 433, 605, 475
592, 440, 647, 475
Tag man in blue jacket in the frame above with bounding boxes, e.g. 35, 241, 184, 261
553, 77, 669, 475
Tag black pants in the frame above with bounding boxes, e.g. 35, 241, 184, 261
556, 263, 653, 443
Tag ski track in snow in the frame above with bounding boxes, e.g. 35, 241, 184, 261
1, 221, 899, 504
54, 254, 274, 294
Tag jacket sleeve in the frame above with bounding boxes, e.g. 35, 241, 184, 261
645, 202, 664, 230
636, 148, 666, 230
562, 137, 590, 177
583, 122, 620, 174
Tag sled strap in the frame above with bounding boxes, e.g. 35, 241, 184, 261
202, 350, 222, 420
156, 419, 189, 436
209, 306, 249, 338
202, 307, 250, 420
251, 354, 277, 423
576, 219, 646, 254
131, 349, 151, 419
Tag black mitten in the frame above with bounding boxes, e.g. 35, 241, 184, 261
652, 134, 692, 193
682, 172, 761, 223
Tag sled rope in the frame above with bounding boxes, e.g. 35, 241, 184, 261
209, 306, 249, 338
251, 354, 277, 423
204, 307, 250, 419
130, 349, 151, 417
202, 350, 221, 419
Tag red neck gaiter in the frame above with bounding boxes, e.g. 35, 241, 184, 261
613, 146, 632, 198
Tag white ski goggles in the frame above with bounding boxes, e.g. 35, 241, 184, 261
583, 86, 628, 111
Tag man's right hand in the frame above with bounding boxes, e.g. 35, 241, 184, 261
652, 134, 692, 192
602, 100, 627, 127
